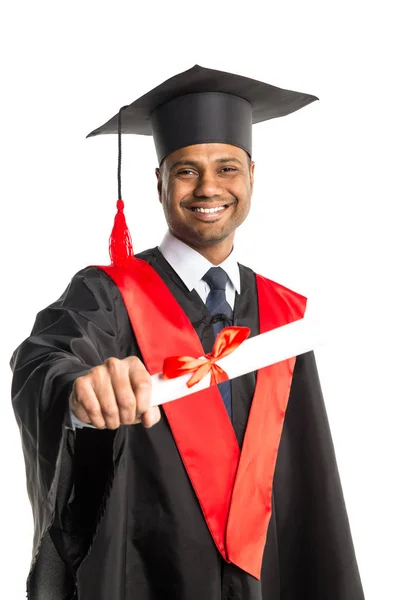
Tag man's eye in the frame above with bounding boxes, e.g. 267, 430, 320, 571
220, 167, 237, 173
176, 169, 196, 177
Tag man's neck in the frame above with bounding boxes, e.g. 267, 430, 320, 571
171, 232, 235, 266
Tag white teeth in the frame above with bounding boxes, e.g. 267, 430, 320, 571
193, 206, 226, 213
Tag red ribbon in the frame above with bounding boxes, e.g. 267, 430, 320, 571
162, 326, 251, 388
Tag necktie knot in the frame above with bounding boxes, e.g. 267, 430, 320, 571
202, 267, 229, 291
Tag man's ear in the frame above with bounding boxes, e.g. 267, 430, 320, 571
155, 167, 162, 203
250, 161, 255, 189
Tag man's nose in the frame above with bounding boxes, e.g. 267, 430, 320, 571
193, 171, 223, 198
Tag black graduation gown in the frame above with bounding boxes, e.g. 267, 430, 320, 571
10, 248, 365, 600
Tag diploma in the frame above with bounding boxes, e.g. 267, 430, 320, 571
151, 313, 322, 407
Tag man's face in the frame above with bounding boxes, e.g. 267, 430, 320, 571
156, 143, 255, 250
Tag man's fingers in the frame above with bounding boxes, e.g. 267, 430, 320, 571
141, 406, 161, 429
69, 389, 92, 423
92, 366, 120, 429
71, 357, 159, 431
70, 378, 106, 429
106, 357, 137, 425
127, 357, 160, 428
128, 357, 153, 422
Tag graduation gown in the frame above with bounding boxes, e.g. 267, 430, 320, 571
10, 248, 364, 600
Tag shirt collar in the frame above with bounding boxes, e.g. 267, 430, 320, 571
158, 230, 241, 294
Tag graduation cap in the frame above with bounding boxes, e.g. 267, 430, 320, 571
87, 64, 318, 268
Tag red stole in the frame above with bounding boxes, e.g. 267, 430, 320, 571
95, 259, 306, 579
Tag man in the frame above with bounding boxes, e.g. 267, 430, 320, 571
10, 65, 364, 600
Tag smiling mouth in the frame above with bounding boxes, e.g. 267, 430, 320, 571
188, 204, 230, 214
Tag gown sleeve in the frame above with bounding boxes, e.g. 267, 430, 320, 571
9, 266, 125, 596
272, 351, 365, 600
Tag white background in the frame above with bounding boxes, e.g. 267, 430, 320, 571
1, 1, 399, 598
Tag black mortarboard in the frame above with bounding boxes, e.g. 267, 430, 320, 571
87, 64, 318, 165
87, 65, 318, 269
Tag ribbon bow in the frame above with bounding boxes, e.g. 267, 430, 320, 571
162, 326, 251, 388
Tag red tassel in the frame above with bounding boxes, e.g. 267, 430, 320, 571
109, 199, 135, 267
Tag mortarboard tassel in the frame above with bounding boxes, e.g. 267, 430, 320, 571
109, 198, 134, 267
109, 105, 135, 268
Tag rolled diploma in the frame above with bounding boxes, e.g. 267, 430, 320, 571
151, 313, 322, 407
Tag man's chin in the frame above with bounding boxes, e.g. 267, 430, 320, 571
184, 227, 233, 248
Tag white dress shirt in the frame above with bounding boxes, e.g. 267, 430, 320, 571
70, 231, 241, 429
158, 230, 241, 309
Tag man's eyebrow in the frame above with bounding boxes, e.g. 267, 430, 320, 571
215, 157, 243, 165
168, 157, 243, 171
169, 159, 201, 171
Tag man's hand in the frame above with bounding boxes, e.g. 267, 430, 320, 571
69, 356, 161, 429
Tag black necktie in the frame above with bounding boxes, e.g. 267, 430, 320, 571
202, 267, 233, 420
